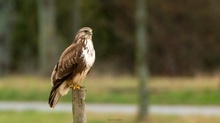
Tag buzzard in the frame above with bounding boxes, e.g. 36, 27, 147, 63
48, 27, 95, 108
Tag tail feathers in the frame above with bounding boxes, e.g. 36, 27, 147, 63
49, 80, 63, 108
48, 89, 61, 108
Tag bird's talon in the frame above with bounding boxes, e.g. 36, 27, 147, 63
72, 85, 81, 90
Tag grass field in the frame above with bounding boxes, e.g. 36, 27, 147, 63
0, 111, 136, 123
1, 110, 220, 123
0, 75, 220, 105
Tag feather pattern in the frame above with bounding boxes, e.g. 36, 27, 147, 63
49, 27, 95, 108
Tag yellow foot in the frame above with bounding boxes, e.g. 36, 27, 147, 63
71, 85, 82, 90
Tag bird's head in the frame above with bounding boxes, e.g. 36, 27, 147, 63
75, 27, 93, 40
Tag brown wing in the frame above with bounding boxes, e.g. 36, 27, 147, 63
51, 43, 83, 86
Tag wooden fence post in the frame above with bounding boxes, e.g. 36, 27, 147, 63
72, 87, 86, 123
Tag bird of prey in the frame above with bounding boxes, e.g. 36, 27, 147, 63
48, 27, 95, 108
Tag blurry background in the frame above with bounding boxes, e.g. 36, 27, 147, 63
1, 0, 220, 123
1, 0, 220, 76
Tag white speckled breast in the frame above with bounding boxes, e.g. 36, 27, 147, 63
82, 39, 95, 68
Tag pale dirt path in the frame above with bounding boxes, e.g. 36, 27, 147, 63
1, 102, 220, 116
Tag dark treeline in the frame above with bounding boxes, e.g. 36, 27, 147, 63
1, 0, 220, 76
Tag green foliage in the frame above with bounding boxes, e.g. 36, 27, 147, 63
12, 0, 38, 72
7, 0, 220, 75
147, 0, 220, 75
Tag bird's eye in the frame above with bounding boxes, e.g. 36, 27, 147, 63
84, 30, 88, 33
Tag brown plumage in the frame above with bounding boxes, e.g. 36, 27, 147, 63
48, 27, 95, 108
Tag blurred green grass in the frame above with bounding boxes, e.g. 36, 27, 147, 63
0, 75, 220, 105
2, 111, 220, 123
0, 111, 71, 123
0, 111, 136, 123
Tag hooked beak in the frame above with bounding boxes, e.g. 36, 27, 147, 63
88, 30, 93, 35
